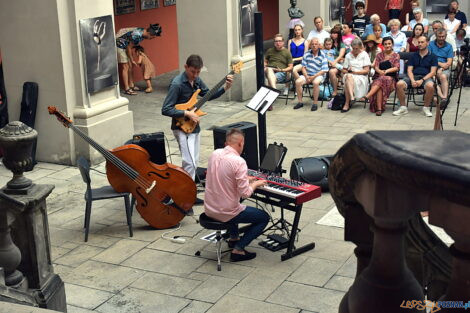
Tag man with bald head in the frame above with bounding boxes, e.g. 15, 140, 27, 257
204, 129, 269, 262
293, 38, 328, 111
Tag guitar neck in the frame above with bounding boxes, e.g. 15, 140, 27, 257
69, 124, 138, 180
194, 70, 234, 110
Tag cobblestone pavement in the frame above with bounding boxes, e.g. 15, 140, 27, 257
2, 71, 468, 313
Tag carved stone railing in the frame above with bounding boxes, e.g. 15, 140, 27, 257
329, 130, 470, 313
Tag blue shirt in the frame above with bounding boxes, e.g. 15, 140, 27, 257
162, 72, 225, 133
428, 41, 454, 64
301, 50, 329, 77
321, 49, 336, 62
408, 50, 438, 76
362, 23, 387, 39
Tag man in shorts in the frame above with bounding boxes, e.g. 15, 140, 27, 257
429, 28, 454, 108
293, 38, 328, 111
264, 33, 293, 101
393, 35, 437, 117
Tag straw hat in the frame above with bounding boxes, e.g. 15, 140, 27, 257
363, 34, 379, 44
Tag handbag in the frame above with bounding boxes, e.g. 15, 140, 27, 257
379, 60, 396, 78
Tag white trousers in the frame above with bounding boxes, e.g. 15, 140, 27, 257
173, 130, 200, 180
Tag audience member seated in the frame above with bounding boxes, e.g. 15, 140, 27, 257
445, 9, 461, 37
264, 34, 294, 100
363, 14, 387, 39
288, 24, 309, 81
429, 28, 454, 107
293, 38, 328, 111
405, 0, 420, 26
329, 26, 347, 96
361, 37, 400, 116
456, 28, 466, 50
352, 1, 370, 37
373, 24, 385, 51
430, 20, 457, 52
307, 16, 330, 48
407, 23, 424, 52
393, 35, 437, 117
341, 38, 371, 112
408, 8, 429, 33
445, 0, 467, 29
386, 19, 407, 53
342, 22, 357, 53
364, 35, 382, 65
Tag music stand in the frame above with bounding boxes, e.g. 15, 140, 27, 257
246, 85, 280, 115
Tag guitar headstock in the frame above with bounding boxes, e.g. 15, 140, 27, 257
231, 61, 244, 74
48, 106, 73, 128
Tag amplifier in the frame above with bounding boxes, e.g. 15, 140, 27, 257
290, 155, 333, 191
131, 132, 166, 165
213, 121, 258, 170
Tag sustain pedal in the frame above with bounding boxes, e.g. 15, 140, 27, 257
259, 234, 290, 251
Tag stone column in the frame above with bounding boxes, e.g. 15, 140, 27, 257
0, 0, 133, 165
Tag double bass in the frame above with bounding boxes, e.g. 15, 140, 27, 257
48, 106, 196, 229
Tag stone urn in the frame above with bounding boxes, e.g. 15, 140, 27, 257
0, 121, 38, 193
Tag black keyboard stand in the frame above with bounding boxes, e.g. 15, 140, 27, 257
251, 192, 316, 261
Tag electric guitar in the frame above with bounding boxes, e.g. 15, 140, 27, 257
174, 61, 243, 134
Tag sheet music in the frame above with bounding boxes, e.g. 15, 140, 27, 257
246, 86, 280, 114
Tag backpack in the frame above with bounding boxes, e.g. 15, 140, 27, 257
319, 84, 332, 100
331, 93, 345, 111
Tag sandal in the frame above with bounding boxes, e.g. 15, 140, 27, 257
145, 88, 153, 93
124, 88, 137, 95
360, 96, 369, 103
375, 110, 383, 116
129, 85, 141, 91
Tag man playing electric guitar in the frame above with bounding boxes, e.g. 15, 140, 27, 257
162, 54, 233, 206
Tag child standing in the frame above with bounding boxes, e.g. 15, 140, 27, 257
385, 0, 404, 20
352, 2, 370, 38
133, 45, 156, 93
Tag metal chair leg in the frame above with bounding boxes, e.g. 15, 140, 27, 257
84, 200, 92, 242
124, 194, 133, 237
216, 231, 222, 271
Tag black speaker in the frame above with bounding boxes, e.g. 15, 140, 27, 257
131, 132, 166, 165
290, 155, 333, 191
213, 121, 258, 170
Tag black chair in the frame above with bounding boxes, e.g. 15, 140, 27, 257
195, 213, 233, 271
77, 157, 133, 242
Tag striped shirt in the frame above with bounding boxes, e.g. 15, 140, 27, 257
301, 50, 329, 77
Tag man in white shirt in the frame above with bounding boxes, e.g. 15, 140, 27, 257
307, 16, 330, 48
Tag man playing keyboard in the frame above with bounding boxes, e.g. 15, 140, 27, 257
204, 128, 269, 262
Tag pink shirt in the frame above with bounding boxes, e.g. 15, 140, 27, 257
387, 0, 402, 9
204, 146, 253, 222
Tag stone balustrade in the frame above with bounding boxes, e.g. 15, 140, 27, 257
329, 130, 470, 313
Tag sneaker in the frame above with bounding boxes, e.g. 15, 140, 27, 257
393, 106, 408, 116
283, 87, 289, 96
311, 103, 318, 111
293, 102, 304, 110
230, 249, 257, 262
423, 106, 433, 117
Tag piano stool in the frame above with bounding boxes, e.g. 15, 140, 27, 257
196, 213, 233, 271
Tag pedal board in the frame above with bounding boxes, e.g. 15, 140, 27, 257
259, 234, 290, 251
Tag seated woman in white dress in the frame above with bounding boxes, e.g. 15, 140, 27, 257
341, 38, 371, 112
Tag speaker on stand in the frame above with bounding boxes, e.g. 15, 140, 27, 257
213, 121, 259, 170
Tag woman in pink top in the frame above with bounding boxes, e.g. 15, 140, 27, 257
385, 0, 404, 20
204, 129, 268, 262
